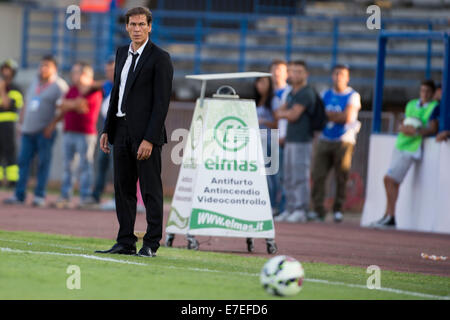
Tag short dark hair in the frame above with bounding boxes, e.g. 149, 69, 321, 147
106, 55, 116, 65
421, 79, 436, 93
41, 55, 58, 68
74, 61, 94, 76
332, 63, 350, 72
288, 60, 308, 70
125, 7, 152, 25
269, 59, 287, 69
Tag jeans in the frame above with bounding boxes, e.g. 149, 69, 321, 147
262, 130, 286, 214
283, 142, 312, 212
273, 145, 286, 213
15, 131, 56, 201
60, 132, 97, 200
92, 145, 112, 202
261, 130, 277, 210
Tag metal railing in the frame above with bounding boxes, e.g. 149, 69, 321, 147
21, 7, 448, 87
372, 31, 450, 132
155, 0, 304, 15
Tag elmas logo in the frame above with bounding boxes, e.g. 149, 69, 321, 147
214, 116, 249, 152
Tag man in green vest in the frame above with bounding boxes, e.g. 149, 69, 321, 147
370, 80, 439, 229
0, 59, 23, 188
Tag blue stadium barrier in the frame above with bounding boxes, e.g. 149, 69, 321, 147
372, 31, 450, 133
155, 0, 304, 15
21, 7, 448, 91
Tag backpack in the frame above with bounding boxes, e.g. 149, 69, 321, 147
309, 91, 328, 134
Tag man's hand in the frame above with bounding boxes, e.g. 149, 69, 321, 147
0, 79, 8, 110
75, 98, 89, 114
43, 122, 56, 139
0, 78, 6, 93
100, 133, 111, 154
137, 140, 153, 160
274, 109, 287, 121
436, 131, 450, 142
399, 124, 417, 136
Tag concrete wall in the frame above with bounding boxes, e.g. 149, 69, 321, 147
361, 134, 450, 234
0, 4, 24, 64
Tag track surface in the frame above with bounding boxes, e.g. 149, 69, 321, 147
0, 191, 449, 277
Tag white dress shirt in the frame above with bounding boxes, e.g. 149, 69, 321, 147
116, 38, 149, 117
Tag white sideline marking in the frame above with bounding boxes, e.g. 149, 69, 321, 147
0, 247, 146, 266
0, 238, 87, 251
0, 247, 448, 300
304, 278, 449, 300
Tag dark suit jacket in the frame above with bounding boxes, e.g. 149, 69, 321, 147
103, 40, 173, 146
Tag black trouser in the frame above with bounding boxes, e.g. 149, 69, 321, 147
113, 117, 163, 252
0, 121, 18, 182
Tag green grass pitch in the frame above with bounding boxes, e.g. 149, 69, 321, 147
0, 230, 448, 300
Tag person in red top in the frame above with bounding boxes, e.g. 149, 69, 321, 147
47, 62, 102, 208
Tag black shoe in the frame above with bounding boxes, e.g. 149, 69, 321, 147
137, 245, 157, 257
370, 215, 396, 229
95, 243, 136, 255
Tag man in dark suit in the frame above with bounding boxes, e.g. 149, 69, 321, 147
96, 7, 173, 257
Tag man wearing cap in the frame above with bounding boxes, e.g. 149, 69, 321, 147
0, 59, 23, 188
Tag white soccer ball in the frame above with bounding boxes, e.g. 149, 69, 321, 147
403, 117, 422, 129
260, 255, 305, 296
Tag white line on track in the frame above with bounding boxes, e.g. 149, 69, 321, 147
1, 246, 448, 300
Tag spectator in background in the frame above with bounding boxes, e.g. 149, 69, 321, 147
0, 59, 23, 189
269, 59, 290, 217
254, 76, 277, 209
3, 55, 68, 206
434, 82, 442, 104
433, 82, 450, 142
47, 62, 102, 209
428, 82, 449, 143
274, 60, 316, 223
90, 57, 115, 205
428, 82, 441, 128
370, 80, 439, 229
310, 64, 362, 223
246, 76, 278, 253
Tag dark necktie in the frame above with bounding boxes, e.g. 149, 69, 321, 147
121, 52, 139, 114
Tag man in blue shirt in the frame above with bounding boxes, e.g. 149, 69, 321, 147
432, 82, 450, 142
310, 64, 361, 223
269, 59, 290, 217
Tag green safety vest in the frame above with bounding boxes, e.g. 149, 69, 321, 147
395, 99, 438, 153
